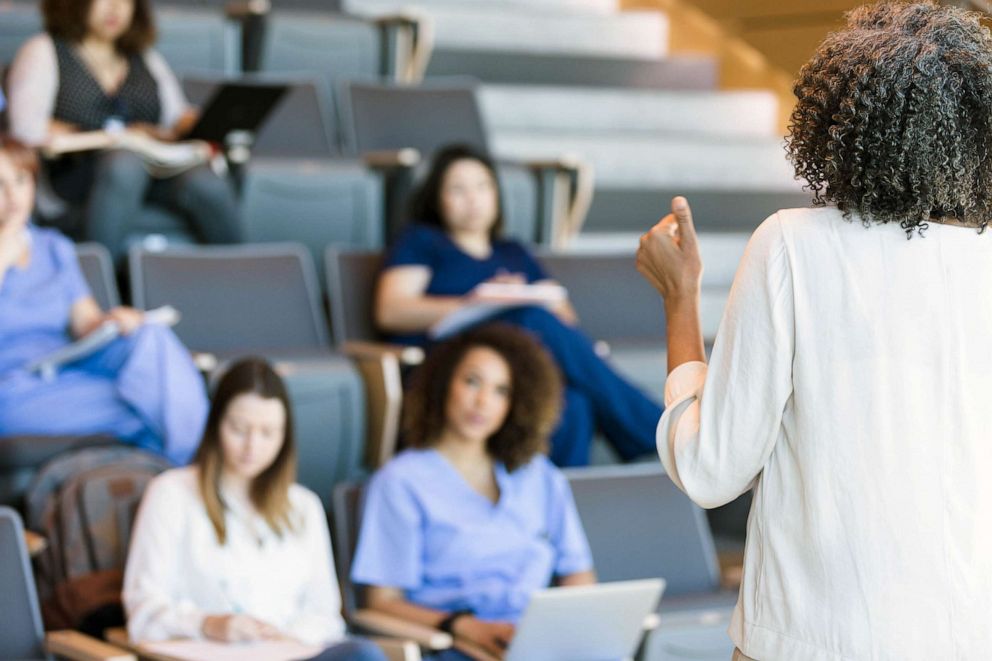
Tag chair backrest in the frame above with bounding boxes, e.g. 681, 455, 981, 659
540, 252, 666, 344
0, 506, 48, 661
76, 242, 120, 311
241, 159, 384, 272
344, 81, 489, 157
0, 3, 40, 67
181, 74, 336, 159
155, 7, 240, 75
129, 243, 330, 353
325, 248, 382, 347
564, 464, 721, 597
330, 481, 364, 615
258, 13, 381, 150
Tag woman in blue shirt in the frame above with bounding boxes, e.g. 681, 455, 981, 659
352, 325, 596, 660
0, 135, 207, 464
376, 144, 663, 467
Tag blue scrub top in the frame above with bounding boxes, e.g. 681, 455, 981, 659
351, 448, 593, 622
0, 225, 91, 375
382, 224, 549, 346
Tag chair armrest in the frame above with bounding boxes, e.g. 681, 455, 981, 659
368, 636, 422, 661
341, 343, 408, 470
363, 148, 422, 170
224, 0, 269, 18
372, 12, 434, 83
24, 530, 47, 557
45, 630, 135, 661
343, 340, 424, 367
351, 609, 453, 650
497, 156, 595, 248
191, 351, 219, 375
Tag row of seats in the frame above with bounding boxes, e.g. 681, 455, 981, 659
1, 462, 736, 661
42, 241, 671, 505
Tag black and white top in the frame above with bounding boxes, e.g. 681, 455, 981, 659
6, 33, 188, 145
51, 38, 161, 131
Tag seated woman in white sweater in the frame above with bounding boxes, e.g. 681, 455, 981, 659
123, 357, 385, 661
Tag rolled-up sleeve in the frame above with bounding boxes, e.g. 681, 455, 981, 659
143, 49, 190, 130
656, 214, 795, 509
7, 34, 58, 146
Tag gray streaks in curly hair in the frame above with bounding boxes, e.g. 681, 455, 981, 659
786, 1, 992, 234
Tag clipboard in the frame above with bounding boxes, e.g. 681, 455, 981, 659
184, 81, 289, 142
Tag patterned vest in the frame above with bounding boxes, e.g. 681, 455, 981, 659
52, 38, 161, 131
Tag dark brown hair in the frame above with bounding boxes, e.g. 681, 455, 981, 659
787, 1, 992, 234
409, 143, 505, 238
403, 324, 562, 471
42, 0, 156, 54
0, 135, 40, 179
195, 357, 298, 545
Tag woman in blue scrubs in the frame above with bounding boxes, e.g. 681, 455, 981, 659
375, 144, 663, 467
351, 325, 596, 660
0, 136, 207, 464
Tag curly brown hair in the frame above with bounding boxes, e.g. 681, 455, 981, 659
787, 1, 992, 234
42, 0, 156, 54
402, 324, 563, 471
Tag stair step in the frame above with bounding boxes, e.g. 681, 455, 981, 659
356, 6, 668, 59
492, 132, 802, 189
342, 0, 619, 15
427, 51, 717, 90
564, 231, 752, 288
581, 188, 812, 234
480, 86, 778, 138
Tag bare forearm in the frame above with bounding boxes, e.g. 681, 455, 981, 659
665, 295, 705, 374
376, 295, 466, 333
557, 569, 596, 587
367, 594, 448, 629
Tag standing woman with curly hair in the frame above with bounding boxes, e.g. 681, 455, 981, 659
638, 3, 992, 659
351, 325, 595, 660
6, 0, 241, 260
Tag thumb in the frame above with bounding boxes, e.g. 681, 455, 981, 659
671, 196, 698, 247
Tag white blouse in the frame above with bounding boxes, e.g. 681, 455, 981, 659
123, 467, 347, 646
657, 207, 992, 660
6, 34, 189, 146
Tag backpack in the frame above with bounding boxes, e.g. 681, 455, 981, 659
24, 445, 172, 633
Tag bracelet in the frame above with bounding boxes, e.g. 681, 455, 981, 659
438, 609, 474, 635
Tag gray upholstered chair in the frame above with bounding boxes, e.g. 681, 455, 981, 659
563, 465, 738, 661
128, 243, 394, 505
0, 505, 135, 661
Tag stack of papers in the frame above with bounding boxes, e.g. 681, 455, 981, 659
429, 282, 567, 340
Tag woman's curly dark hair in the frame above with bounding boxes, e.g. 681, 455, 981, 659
787, 1, 992, 234
402, 324, 562, 471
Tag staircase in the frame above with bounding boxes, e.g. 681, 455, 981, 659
341, 0, 812, 346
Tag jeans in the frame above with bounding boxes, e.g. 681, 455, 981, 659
85, 149, 242, 261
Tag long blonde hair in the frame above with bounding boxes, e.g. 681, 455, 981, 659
194, 358, 298, 544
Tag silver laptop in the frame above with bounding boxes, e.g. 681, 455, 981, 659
504, 578, 666, 661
